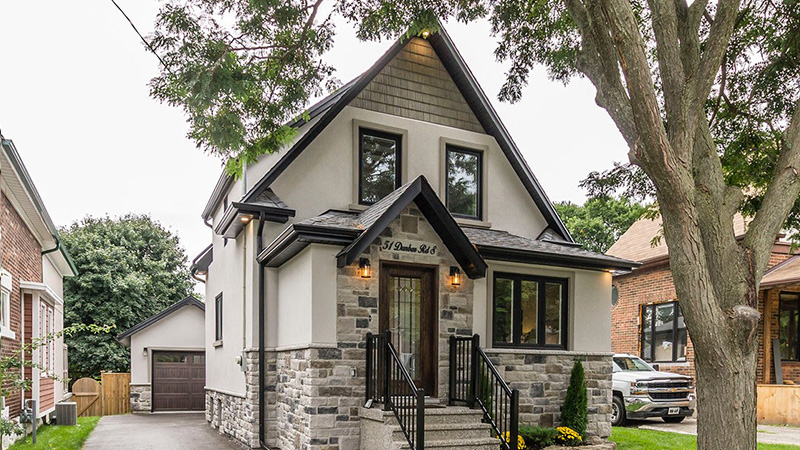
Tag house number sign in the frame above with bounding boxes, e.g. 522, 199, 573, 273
380, 239, 438, 256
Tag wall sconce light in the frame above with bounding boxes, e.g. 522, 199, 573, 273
359, 258, 372, 278
450, 266, 462, 286
142, 347, 148, 357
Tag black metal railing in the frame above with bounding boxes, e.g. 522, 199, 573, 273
448, 334, 519, 450
365, 331, 425, 450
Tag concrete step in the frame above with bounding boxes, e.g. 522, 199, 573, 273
421, 406, 486, 425
393, 437, 501, 450
389, 421, 493, 441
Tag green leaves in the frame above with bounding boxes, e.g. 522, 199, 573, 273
555, 196, 648, 253
60, 215, 195, 379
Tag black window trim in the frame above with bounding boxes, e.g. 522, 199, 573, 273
779, 291, 800, 362
358, 127, 402, 206
445, 144, 483, 220
640, 300, 686, 363
215, 293, 223, 342
491, 271, 569, 350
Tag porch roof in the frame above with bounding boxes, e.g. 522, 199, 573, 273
762, 255, 800, 289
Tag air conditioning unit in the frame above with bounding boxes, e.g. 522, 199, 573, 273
55, 402, 77, 426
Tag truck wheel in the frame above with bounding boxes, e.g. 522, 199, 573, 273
611, 395, 626, 426
662, 416, 685, 423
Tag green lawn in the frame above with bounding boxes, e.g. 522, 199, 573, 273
7, 416, 100, 450
611, 427, 800, 450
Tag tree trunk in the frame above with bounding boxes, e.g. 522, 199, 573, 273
693, 326, 758, 449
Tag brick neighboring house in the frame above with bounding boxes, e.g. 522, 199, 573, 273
0, 132, 76, 439
607, 215, 797, 384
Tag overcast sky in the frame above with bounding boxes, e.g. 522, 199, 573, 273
0, 1, 628, 266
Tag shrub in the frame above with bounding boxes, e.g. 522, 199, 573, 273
554, 427, 583, 447
499, 430, 527, 449
561, 361, 588, 437
519, 426, 558, 449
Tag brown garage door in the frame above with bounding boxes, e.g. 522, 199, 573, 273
152, 351, 205, 411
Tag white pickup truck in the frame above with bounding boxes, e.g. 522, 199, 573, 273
611, 354, 696, 426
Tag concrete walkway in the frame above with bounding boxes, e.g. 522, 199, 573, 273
82, 413, 243, 450
631, 418, 800, 446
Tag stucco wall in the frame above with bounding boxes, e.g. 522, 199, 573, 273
129, 305, 205, 385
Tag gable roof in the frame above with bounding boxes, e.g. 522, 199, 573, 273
116, 296, 205, 345
258, 176, 487, 278
1, 134, 77, 276
204, 24, 573, 242
607, 213, 751, 265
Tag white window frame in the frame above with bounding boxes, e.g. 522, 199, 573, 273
38, 301, 55, 377
0, 269, 14, 340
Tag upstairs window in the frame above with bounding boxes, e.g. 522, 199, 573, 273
640, 301, 687, 363
446, 145, 482, 219
215, 294, 223, 342
492, 273, 568, 349
359, 128, 401, 205
779, 292, 800, 361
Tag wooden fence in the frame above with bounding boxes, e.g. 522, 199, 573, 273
72, 372, 130, 417
757, 384, 800, 426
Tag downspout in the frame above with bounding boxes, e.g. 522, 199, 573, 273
256, 212, 267, 449
41, 236, 60, 256
242, 162, 248, 352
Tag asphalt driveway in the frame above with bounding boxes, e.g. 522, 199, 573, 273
631, 418, 800, 446
82, 413, 243, 450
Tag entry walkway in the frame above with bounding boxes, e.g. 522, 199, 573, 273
82, 412, 243, 450
634, 418, 800, 446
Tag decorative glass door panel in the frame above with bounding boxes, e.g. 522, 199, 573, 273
389, 276, 422, 379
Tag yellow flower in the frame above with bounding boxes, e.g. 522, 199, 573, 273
498, 431, 527, 450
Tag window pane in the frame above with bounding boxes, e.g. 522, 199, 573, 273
675, 305, 687, 361
447, 149, 480, 217
360, 131, 398, 204
493, 278, 514, 344
780, 294, 800, 361
653, 303, 676, 361
641, 306, 653, 361
520, 280, 538, 345
544, 283, 562, 345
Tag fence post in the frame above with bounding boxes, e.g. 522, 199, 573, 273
365, 332, 373, 404
510, 389, 520, 450
383, 330, 391, 411
469, 334, 480, 408
448, 336, 456, 405
416, 388, 425, 450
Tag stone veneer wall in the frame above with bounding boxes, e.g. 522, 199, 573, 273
485, 350, 613, 438
129, 384, 151, 412
205, 350, 260, 448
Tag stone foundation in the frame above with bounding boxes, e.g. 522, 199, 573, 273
129, 384, 151, 412
205, 350, 259, 448
485, 349, 613, 438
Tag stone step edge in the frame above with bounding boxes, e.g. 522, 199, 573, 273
395, 437, 501, 449
388, 422, 492, 432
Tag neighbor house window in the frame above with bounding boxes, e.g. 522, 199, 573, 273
39, 302, 55, 376
358, 128, 401, 205
640, 301, 687, 362
0, 270, 10, 333
215, 293, 223, 341
446, 145, 482, 219
492, 273, 568, 348
779, 292, 800, 361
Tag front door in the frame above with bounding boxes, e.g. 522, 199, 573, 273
379, 263, 438, 396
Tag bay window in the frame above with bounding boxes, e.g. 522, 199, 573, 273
492, 273, 568, 348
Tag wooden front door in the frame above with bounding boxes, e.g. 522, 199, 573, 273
380, 263, 438, 396
152, 351, 205, 411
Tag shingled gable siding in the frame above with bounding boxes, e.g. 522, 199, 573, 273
350, 37, 485, 134
0, 192, 43, 419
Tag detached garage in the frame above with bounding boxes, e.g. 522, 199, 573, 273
117, 296, 205, 412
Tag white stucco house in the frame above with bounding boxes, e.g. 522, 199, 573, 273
192, 25, 635, 450
117, 296, 205, 412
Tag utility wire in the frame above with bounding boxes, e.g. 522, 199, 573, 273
109, 0, 173, 73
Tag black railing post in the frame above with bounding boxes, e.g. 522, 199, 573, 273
365, 332, 373, 404
468, 334, 479, 408
510, 389, 520, 450
448, 335, 456, 405
416, 388, 425, 450
383, 330, 391, 411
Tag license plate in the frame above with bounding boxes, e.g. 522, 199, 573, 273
668, 407, 680, 415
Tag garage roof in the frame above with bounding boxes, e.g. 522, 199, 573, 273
117, 296, 205, 346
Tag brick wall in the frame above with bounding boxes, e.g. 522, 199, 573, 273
758, 285, 800, 384
351, 37, 485, 134
1, 192, 43, 419
613, 245, 795, 381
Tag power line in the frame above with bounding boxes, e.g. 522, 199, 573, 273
109, 0, 172, 73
